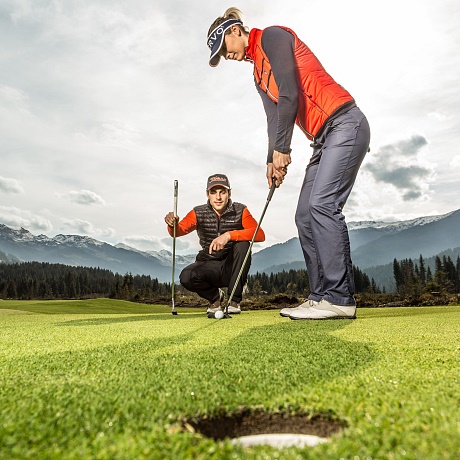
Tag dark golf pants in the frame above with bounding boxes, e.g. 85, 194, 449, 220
295, 107, 371, 306
179, 241, 250, 303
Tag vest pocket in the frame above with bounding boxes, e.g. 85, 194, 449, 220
297, 89, 328, 138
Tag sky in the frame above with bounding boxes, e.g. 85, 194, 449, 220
1, 0, 459, 255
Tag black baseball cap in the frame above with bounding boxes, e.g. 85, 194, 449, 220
206, 174, 231, 191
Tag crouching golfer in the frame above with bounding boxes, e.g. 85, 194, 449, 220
164, 174, 265, 315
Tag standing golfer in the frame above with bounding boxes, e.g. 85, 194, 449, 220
207, 8, 371, 320
164, 174, 265, 315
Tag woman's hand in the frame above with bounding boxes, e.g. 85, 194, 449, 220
273, 150, 292, 171
267, 151, 291, 187
164, 212, 178, 227
266, 162, 285, 188
209, 232, 231, 254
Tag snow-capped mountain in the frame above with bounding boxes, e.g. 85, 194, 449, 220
1, 208, 460, 282
250, 209, 460, 273
0, 225, 191, 282
114, 244, 195, 266
348, 210, 455, 233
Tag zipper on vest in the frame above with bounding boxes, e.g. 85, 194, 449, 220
253, 57, 279, 103
296, 119, 314, 140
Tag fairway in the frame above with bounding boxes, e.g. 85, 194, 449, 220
1, 299, 459, 459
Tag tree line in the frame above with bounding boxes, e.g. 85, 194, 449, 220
246, 265, 379, 297
1, 254, 458, 301
0, 260, 378, 300
393, 254, 460, 296
0, 262, 170, 300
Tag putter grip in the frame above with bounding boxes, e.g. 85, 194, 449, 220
267, 179, 276, 201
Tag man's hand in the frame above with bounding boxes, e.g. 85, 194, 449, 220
209, 232, 231, 254
164, 212, 178, 227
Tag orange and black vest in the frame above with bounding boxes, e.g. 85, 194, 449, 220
245, 27, 355, 140
194, 201, 245, 261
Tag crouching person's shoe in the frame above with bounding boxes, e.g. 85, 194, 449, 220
206, 289, 225, 314
279, 299, 318, 317
206, 300, 222, 314
227, 301, 241, 314
289, 299, 356, 320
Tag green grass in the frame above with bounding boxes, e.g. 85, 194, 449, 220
1, 299, 459, 459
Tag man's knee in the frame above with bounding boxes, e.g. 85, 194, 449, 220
179, 266, 193, 290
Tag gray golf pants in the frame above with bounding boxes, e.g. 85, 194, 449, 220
295, 106, 370, 306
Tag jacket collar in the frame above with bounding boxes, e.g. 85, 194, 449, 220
244, 28, 261, 63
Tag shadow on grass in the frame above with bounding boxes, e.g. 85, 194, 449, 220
57, 312, 204, 326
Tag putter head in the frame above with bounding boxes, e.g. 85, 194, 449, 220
172, 310, 178, 315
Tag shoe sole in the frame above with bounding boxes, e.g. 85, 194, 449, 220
289, 315, 356, 321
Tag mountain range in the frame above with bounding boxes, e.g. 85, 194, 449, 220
250, 209, 460, 272
1, 208, 459, 289
0, 224, 194, 282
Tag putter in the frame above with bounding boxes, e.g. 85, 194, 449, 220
208, 179, 277, 319
171, 180, 179, 315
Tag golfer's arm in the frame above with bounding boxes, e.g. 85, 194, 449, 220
167, 209, 197, 237
256, 84, 277, 164
228, 208, 265, 242
261, 27, 298, 154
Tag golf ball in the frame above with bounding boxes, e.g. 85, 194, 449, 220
215, 310, 224, 319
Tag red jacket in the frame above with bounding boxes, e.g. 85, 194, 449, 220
245, 27, 354, 139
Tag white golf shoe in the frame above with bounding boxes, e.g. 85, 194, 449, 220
206, 289, 225, 314
227, 301, 241, 314
289, 299, 356, 320
279, 300, 318, 317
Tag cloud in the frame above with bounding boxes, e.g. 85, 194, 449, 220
0, 206, 52, 232
62, 190, 106, 206
365, 164, 431, 190
61, 218, 114, 237
450, 155, 460, 168
0, 176, 24, 194
364, 135, 433, 201
0, 84, 28, 106
379, 135, 428, 157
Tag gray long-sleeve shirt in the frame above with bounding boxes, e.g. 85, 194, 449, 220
255, 27, 299, 163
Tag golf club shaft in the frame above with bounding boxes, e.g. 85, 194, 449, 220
171, 180, 178, 313
226, 180, 277, 311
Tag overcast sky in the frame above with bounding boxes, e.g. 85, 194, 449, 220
1, 0, 459, 255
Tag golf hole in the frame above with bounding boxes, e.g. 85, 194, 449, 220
182, 408, 346, 449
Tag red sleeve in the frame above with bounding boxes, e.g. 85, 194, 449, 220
228, 207, 265, 242
167, 209, 197, 237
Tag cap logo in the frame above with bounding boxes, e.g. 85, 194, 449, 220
207, 19, 242, 49
207, 26, 225, 49
209, 176, 226, 183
